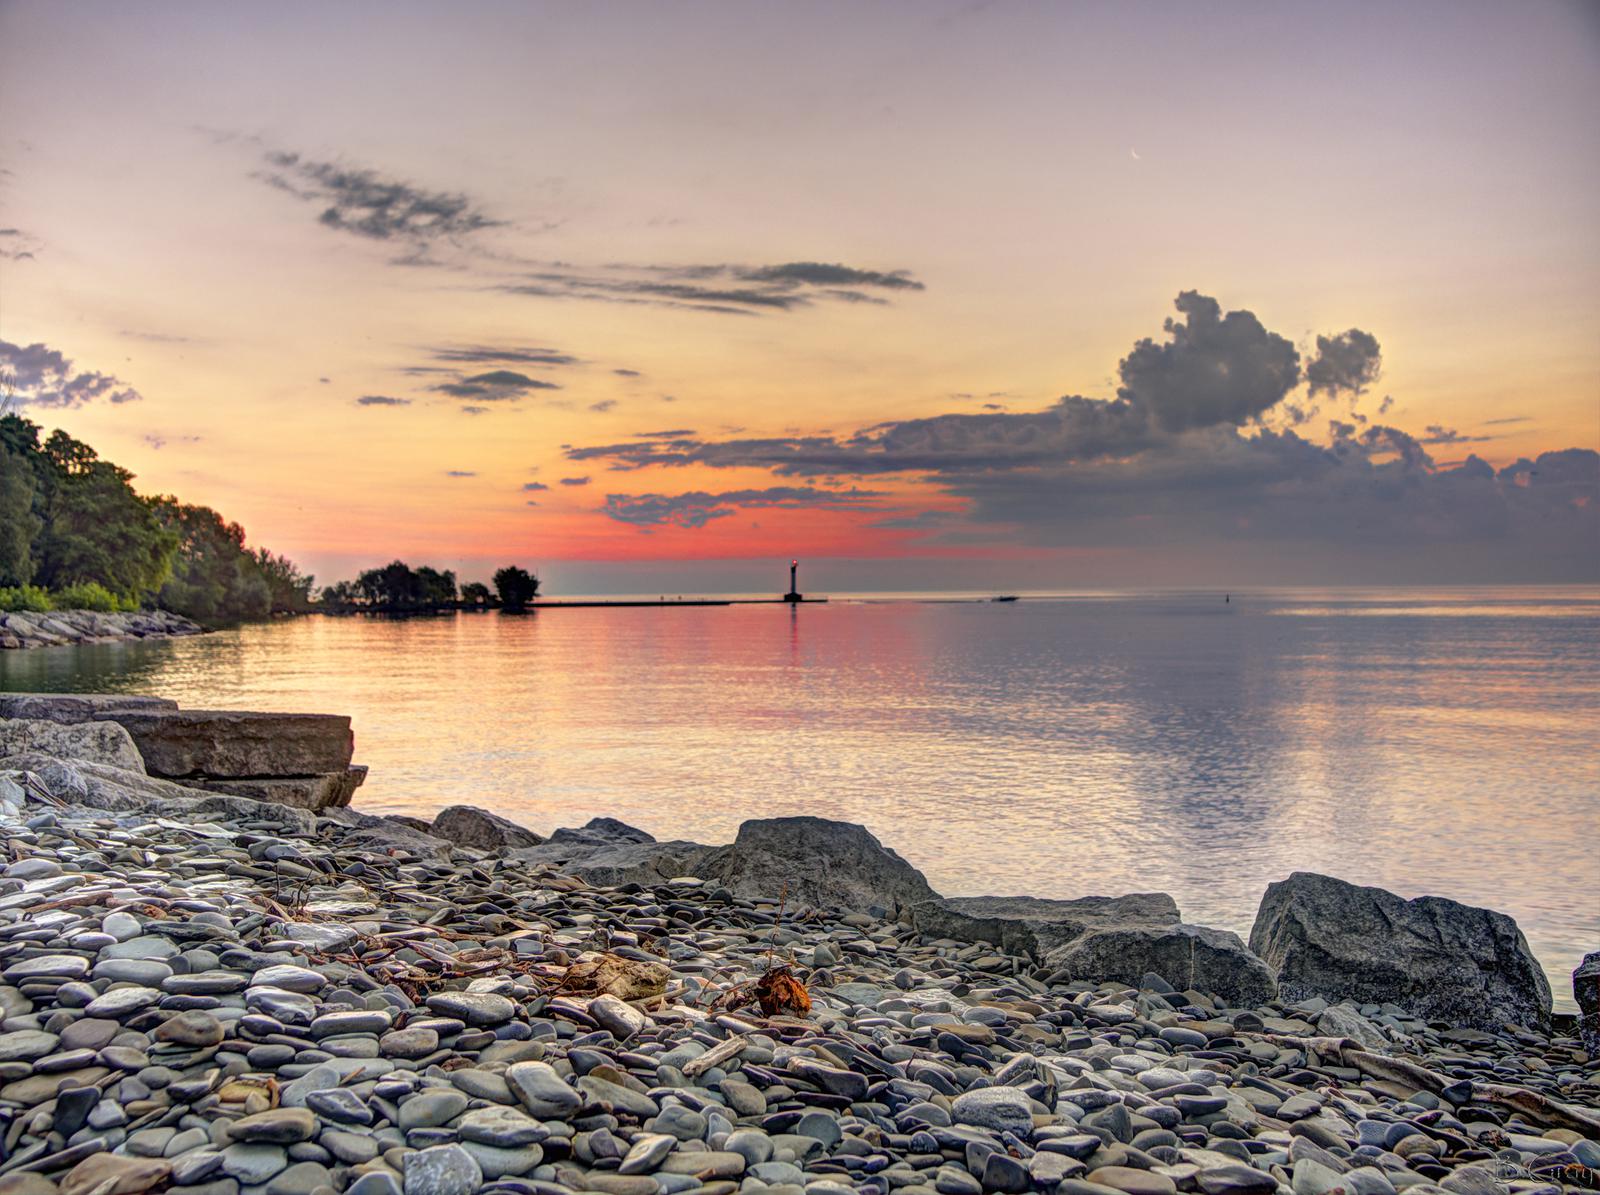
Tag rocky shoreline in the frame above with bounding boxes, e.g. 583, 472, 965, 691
0, 610, 205, 651
0, 693, 1596, 1195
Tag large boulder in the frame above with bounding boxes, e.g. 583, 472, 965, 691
0, 717, 147, 772
511, 819, 710, 886
915, 892, 1273, 1006
320, 808, 455, 859
93, 709, 354, 778
1574, 951, 1600, 1053
0, 693, 178, 722
1048, 922, 1277, 1007
432, 805, 546, 851
1249, 872, 1552, 1030
548, 817, 656, 846
913, 893, 1180, 958
694, 816, 937, 914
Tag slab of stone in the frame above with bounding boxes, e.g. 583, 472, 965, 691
92, 709, 354, 778
0, 693, 177, 721
191, 767, 367, 810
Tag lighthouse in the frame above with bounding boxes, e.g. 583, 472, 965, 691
784, 559, 802, 603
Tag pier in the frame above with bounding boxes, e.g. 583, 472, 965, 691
528, 560, 827, 609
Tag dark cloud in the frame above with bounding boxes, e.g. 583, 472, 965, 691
601, 486, 887, 529
1306, 329, 1383, 397
142, 433, 202, 451
566, 396, 1151, 477
428, 345, 579, 366
633, 429, 695, 439
737, 262, 924, 290
589, 400, 617, 413
0, 228, 40, 261
522, 482, 549, 492
559, 476, 591, 487
939, 431, 1597, 567
499, 260, 926, 316
431, 370, 560, 401
1421, 425, 1491, 445
258, 151, 499, 243
613, 368, 642, 377
1482, 415, 1532, 426
120, 330, 193, 344
469, 370, 557, 388
0, 338, 143, 408
444, 470, 477, 478
868, 509, 959, 530
356, 394, 411, 407
461, 405, 489, 416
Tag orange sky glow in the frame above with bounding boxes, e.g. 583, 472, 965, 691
2, 1, 1596, 591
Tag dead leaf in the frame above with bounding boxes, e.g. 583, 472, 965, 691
754, 966, 810, 1018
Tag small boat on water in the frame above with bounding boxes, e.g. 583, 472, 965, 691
991, 595, 1019, 602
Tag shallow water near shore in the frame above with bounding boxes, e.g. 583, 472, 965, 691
4, 585, 1596, 1008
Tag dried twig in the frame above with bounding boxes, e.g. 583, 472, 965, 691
1242, 1033, 1600, 1136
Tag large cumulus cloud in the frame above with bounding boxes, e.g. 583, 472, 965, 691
1116, 291, 1301, 431
570, 290, 1597, 576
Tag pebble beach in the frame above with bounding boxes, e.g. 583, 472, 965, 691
1, 791, 1598, 1195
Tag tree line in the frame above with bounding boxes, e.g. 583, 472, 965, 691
319, 563, 539, 612
1, 413, 541, 622
0, 414, 313, 621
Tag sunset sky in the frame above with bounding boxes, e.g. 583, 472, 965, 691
2, 0, 1596, 592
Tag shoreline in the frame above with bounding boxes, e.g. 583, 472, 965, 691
0, 609, 205, 651
0, 693, 1596, 1195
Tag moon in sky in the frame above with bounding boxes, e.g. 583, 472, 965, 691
1130, 148, 1141, 160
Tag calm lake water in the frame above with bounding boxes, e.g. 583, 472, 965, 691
4, 587, 1596, 1008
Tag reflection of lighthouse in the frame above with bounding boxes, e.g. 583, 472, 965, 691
784, 559, 802, 603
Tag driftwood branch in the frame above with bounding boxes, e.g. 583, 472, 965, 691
1243, 1034, 1600, 1137
681, 1033, 752, 1077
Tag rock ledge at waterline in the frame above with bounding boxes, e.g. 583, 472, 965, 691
0, 691, 1595, 1195
0, 608, 203, 650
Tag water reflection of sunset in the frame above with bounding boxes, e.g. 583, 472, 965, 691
4, 590, 1592, 1006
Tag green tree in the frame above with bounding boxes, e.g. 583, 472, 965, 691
415, 566, 457, 607
0, 440, 40, 586
33, 430, 176, 601
152, 500, 271, 623
0, 416, 45, 589
493, 565, 539, 610
318, 580, 358, 607
255, 549, 314, 614
357, 560, 422, 608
